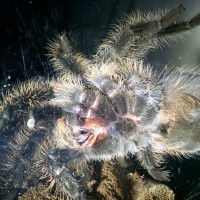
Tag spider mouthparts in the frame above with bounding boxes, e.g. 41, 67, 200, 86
79, 117, 109, 148
81, 133, 98, 148
85, 116, 108, 127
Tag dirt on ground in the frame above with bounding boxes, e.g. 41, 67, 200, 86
19, 160, 174, 200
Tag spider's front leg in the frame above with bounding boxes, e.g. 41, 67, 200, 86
129, 4, 200, 55
130, 4, 186, 36
97, 4, 200, 60
47, 34, 91, 75
157, 8, 200, 36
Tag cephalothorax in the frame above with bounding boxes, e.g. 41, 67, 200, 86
1, 4, 200, 199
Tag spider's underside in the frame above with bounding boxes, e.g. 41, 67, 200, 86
1, 4, 200, 199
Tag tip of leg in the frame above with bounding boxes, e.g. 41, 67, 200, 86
178, 4, 186, 14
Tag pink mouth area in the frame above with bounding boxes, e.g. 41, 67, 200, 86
79, 116, 109, 148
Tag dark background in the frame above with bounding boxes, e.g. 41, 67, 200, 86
1, 0, 200, 199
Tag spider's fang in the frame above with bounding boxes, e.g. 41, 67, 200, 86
79, 117, 109, 148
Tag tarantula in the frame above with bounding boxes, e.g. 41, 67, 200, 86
1, 4, 200, 199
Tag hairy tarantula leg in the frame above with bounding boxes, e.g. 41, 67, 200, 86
47, 34, 91, 74
157, 12, 200, 35
138, 147, 169, 181
47, 148, 86, 199
130, 5, 185, 35
0, 79, 52, 128
97, 5, 188, 59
